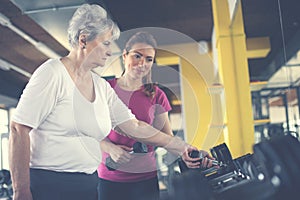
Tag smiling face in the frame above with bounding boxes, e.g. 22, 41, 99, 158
123, 43, 155, 81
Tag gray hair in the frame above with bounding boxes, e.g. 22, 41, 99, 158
67, 4, 120, 48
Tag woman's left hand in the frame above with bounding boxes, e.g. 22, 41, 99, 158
182, 146, 215, 169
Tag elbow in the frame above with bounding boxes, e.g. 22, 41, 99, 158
122, 120, 162, 144
117, 119, 139, 133
9, 121, 32, 138
9, 122, 31, 155
10, 121, 19, 135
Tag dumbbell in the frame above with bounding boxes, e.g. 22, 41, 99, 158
210, 143, 232, 167
106, 142, 148, 171
189, 150, 226, 167
178, 149, 226, 174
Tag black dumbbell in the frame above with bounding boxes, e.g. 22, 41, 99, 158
189, 150, 226, 167
106, 142, 148, 171
210, 143, 232, 167
178, 150, 226, 174
132, 142, 148, 153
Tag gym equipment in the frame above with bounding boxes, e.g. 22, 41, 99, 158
189, 150, 227, 167
106, 142, 148, 171
0, 169, 12, 200
172, 134, 300, 200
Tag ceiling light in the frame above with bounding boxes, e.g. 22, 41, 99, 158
0, 12, 60, 59
0, 13, 11, 26
34, 42, 61, 59
0, 58, 31, 78
0, 59, 10, 71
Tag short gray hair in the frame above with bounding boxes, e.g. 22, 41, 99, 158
67, 4, 120, 48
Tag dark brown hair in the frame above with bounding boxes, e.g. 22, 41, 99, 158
124, 31, 158, 98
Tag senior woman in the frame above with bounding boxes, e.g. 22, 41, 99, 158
8, 4, 213, 200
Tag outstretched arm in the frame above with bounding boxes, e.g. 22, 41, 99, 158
115, 118, 213, 168
152, 112, 201, 168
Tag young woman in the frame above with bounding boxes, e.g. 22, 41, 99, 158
97, 32, 212, 200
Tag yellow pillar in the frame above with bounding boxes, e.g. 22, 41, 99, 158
212, 0, 254, 157
246, 37, 270, 58
156, 45, 216, 151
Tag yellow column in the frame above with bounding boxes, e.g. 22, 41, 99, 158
212, 0, 254, 157
246, 37, 270, 58
156, 44, 216, 151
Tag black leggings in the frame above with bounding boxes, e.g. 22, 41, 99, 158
97, 176, 159, 200
30, 168, 98, 200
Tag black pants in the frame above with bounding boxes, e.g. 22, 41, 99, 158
30, 168, 98, 200
98, 176, 159, 200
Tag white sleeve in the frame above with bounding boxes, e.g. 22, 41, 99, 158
12, 62, 59, 129
103, 80, 135, 128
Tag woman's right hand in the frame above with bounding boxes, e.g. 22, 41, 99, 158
109, 144, 133, 164
182, 147, 215, 169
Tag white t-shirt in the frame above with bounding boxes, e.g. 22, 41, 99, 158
12, 59, 135, 174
